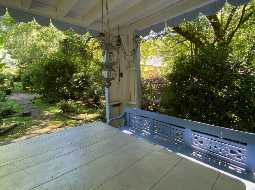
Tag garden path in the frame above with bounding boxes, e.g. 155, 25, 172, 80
7, 93, 42, 119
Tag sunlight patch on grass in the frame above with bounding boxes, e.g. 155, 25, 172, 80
0, 116, 33, 142
0, 97, 103, 143
33, 98, 60, 114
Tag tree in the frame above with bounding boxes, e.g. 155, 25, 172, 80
160, 1, 255, 132
171, 2, 255, 51
23, 31, 103, 105
1, 13, 103, 106
0, 12, 16, 48
161, 46, 255, 132
4, 20, 64, 66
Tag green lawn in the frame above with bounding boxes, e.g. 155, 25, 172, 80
0, 99, 33, 142
0, 97, 103, 143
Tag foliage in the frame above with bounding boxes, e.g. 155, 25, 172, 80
0, 13, 104, 142
34, 97, 102, 117
0, 66, 12, 101
0, 100, 21, 119
21, 31, 103, 104
170, 2, 255, 50
140, 37, 162, 65
4, 21, 64, 66
0, 115, 32, 142
142, 78, 168, 111
0, 72, 14, 95
140, 37, 167, 78
57, 100, 81, 114
0, 104, 15, 118
32, 98, 60, 114
0, 97, 102, 142
0, 62, 4, 70
0, 90, 6, 102
140, 2, 255, 132
0, 12, 16, 48
23, 51, 79, 100
161, 46, 255, 132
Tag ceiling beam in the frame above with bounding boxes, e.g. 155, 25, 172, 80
82, 0, 141, 27
0, 0, 21, 8
108, 0, 143, 21
0, 0, 214, 34
81, 0, 112, 27
126, 0, 181, 25
129, 0, 211, 31
109, 0, 180, 28
22, 0, 32, 9
56, 0, 80, 18
77, 0, 97, 18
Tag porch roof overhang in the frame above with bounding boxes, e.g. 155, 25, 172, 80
0, 0, 251, 36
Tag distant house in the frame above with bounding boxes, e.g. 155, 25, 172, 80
141, 56, 163, 78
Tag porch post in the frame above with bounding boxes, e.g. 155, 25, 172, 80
104, 48, 111, 123
134, 34, 142, 108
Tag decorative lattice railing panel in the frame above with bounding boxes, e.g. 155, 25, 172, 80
110, 108, 255, 177
127, 113, 185, 145
192, 132, 247, 167
154, 121, 185, 144
128, 114, 153, 138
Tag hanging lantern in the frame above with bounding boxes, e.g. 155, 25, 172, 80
102, 64, 115, 88
102, 60, 116, 88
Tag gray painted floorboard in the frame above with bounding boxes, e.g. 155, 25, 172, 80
0, 122, 246, 190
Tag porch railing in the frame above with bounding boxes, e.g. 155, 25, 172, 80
110, 108, 255, 180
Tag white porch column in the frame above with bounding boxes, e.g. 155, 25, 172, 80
103, 48, 111, 123
134, 34, 142, 108
106, 30, 141, 120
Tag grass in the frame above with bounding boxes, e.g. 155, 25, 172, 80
0, 100, 33, 142
33, 98, 60, 114
0, 116, 33, 142
0, 97, 103, 143
0, 99, 23, 121
4, 99, 23, 113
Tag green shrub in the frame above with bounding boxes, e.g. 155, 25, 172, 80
161, 46, 255, 132
0, 102, 16, 118
0, 73, 14, 95
142, 78, 168, 112
22, 52, 79, 101
0, 90, 6, 102
4, 88, 12, 95
0, 87, 6, 102
20, 69, 33, 91
70, 72, 103, 106
0, 74, 5, 85
21, 32, 103, 105
57, 100, 81, 114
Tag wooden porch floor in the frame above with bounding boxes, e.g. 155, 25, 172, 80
0, 122, 246, 190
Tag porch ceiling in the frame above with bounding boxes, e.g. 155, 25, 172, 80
0, 0, 251, 35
